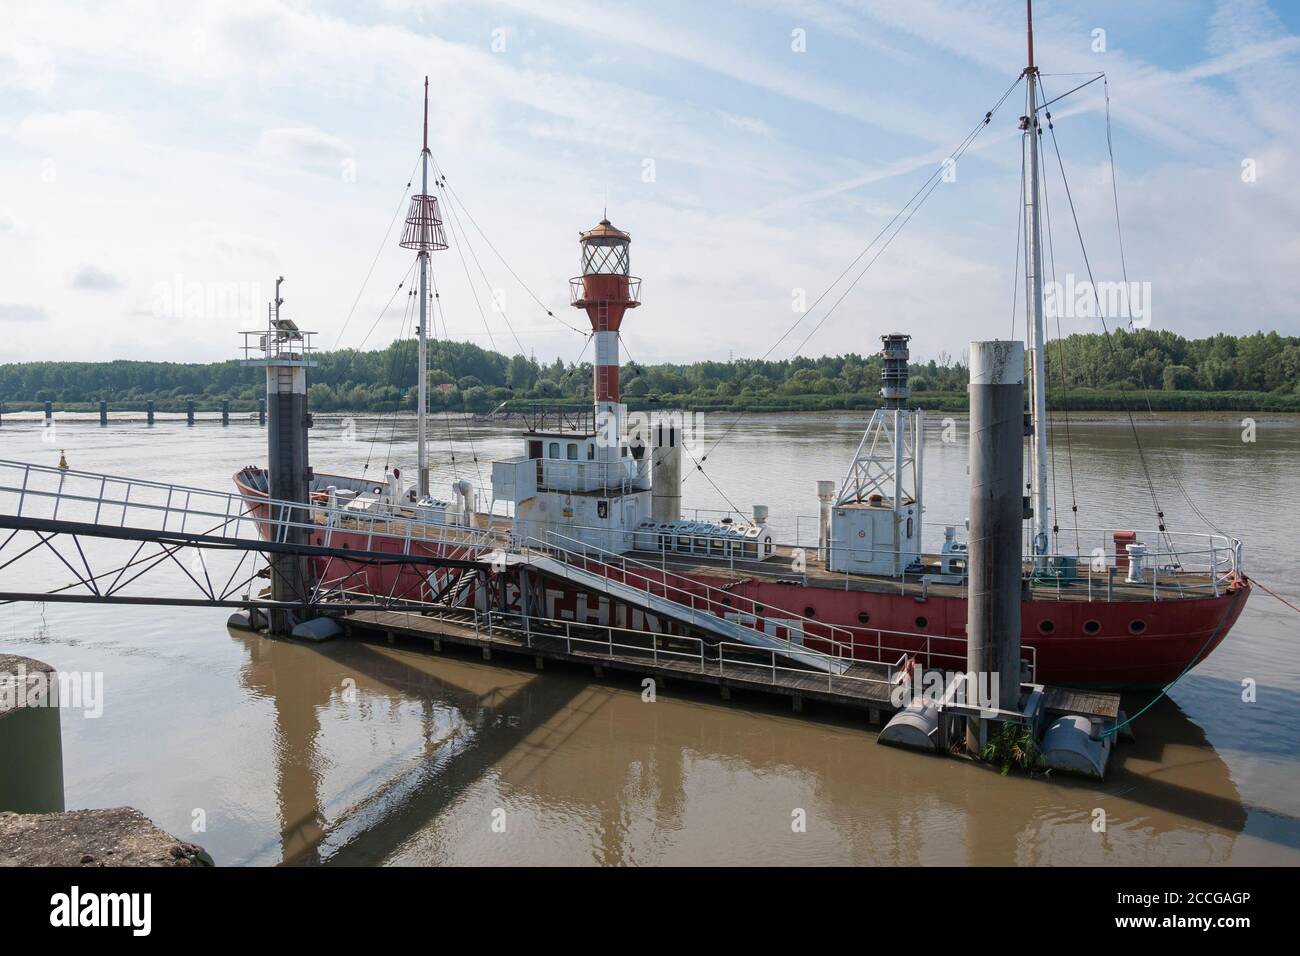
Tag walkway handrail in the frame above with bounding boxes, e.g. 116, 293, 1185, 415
526, 529, 860, 659
0, 459, 512, 560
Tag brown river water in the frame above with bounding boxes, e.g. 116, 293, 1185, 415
1, 410, 1297, 865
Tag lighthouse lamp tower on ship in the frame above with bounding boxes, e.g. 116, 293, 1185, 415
494, 218, 654, 553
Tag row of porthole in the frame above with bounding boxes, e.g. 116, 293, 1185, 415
817, 606, 1150, 637
1038, 618, 1147, 635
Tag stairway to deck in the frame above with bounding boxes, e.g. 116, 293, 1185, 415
506, 544, 852, 676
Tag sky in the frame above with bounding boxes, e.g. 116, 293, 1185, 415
1, 0, 1298, 367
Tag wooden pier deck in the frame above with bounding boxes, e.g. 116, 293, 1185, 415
339, 609, 901, 720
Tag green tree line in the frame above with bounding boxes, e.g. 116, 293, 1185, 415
2, 329, 1297, 414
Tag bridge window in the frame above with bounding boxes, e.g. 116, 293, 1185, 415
548, 442, 559, 459
566, 443, 578, 460
587, 443, 595, 460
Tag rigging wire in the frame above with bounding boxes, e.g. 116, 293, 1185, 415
428, 263, 489, 502
684, 72, 1026, 484
1041, 101, 1171, 546
1036, 117, 1082, 553
426, 173, 499, 354
1100, 79, 1228, 540
1007, 145, 1025, 340
334, 153, 421, 348
438, 178, 589, 337
432, 169, 528, 357
363, 285, 417, 476
618, 334, 746, 518
382, 288, 420, 474
354, 260, 418, 353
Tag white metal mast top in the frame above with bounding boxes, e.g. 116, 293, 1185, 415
417, 77, 430, 498
1022, 0, 1051, 563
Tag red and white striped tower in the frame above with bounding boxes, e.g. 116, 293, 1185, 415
570, 218, 640, 462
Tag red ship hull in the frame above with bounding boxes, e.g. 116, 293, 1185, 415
236, 469, 1248, 689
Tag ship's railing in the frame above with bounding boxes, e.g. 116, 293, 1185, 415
524, 529, 859, 662
517, 527, 1038, 677
620, 508, 1242, 602
716, 642, 902, 693
341, 599, 903, 692
804, 513, 1243, 587
326, 569, 1036, 683
535, 457, 644, 494
0, 459, 509, 559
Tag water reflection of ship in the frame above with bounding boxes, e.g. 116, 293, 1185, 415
226, 627, 1254, 865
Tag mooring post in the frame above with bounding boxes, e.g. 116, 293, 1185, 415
43, 400, 52, 423
186, 399, 195, 426
241, 277, 316, 635
221, 400, 230, 426
0, 655, 65, 813
258, 396, 266, 426
146, 399, 155, 426
98, 400, 107, 426
966, 340, 1025, 753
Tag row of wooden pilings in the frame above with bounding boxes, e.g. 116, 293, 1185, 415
0, 398, 267, 426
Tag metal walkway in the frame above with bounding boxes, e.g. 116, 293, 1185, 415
0, 459, 859, 679
341, 607, 899, 711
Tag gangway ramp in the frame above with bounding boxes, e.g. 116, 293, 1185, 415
505, 549, 852, 676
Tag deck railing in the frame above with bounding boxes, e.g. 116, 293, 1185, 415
513, 511, 1243, 603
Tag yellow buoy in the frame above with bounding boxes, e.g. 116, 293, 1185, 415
57, 450, 68, 471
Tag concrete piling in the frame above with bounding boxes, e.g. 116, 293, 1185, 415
221, 400, 230, 426
186, 399, 196, 426
146, 399, 155, 425
0, 655, 65, 813
99, 400, 108, 426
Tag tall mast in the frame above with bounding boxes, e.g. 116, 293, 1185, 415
417, 76, 430, 498
1022, 0, 1051, 564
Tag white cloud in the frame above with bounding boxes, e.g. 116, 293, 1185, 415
0, 303, 47, 322
70, 265, 123, 291
14, 110, 128, 150
0, 0, 1293, 365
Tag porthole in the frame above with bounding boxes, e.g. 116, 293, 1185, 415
1083, 619, 1101, 635
804, 606, 817, 618
1129, 619, 1147, 635
915, 616, 928, 629
858, 611, 871, 625
1038, 620, 1055, 635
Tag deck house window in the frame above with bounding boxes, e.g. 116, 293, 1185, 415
548, 442, 560, 459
